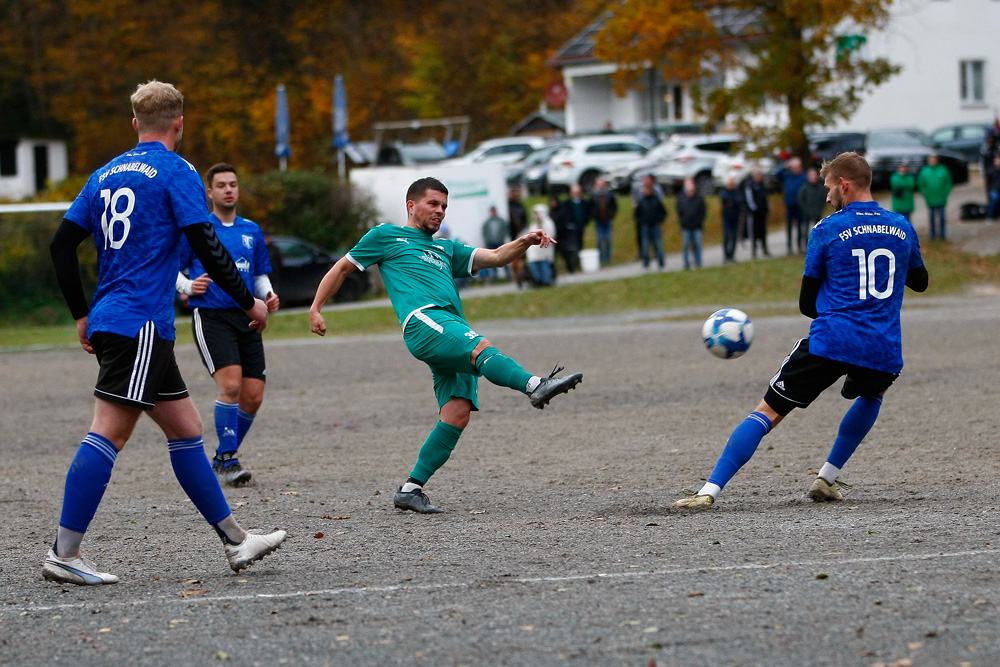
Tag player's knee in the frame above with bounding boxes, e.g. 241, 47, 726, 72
440, 399, 472, 429
217, 383, 241, 402
470, 338, 492, 366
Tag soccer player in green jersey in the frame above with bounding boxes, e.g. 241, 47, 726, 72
309, 177, 583, 513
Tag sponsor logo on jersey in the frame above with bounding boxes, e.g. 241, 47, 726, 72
419, 250, 447, 270
235, 257, 251, 274
242, 234, 254, 249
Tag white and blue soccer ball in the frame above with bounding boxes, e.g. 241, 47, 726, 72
702, 308, 754, 359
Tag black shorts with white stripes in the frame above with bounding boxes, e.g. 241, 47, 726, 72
91, 323, 189, 410
763, 338, 898, 417
192, 307, 266, 380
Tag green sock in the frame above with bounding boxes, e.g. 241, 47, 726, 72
409, 421, 463, 485
475, 347, 533, 393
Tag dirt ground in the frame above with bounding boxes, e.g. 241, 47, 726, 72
2, 268, 1000, 666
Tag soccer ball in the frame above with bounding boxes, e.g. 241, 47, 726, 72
702, 308, 754, 359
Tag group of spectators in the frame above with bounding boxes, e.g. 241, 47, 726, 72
484, 145, 973, 287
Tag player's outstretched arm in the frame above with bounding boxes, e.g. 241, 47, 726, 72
473, 229, 555, 271
183, 222, 268, 332
50, 219, 94, 353
309, 256, 357, 336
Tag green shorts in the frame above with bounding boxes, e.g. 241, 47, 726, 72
403, 308, 483, 411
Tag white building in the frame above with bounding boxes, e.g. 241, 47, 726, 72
550, 1, 998, 137
0, 138, 69, 201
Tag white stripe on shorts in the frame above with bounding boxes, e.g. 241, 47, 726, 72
413, 308, 444, 334
127, 321, 155, 403
192, 308, 216, 375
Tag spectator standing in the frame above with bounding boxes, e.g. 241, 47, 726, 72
676, 177, 706, 269
986, 155, 1000, 220
776, 157, 808, 254
525, 203, 557, 287
480, 205, 509, 284
719, 177, 744, 263
797, 168, 828, 249
744, 170, 771, 258
917, 155, 953, 240
889, 163, 916, 222
558, 184, 590, 273
590, 177, 618, 264
634, 176, 667, 269
632, 176, 664, 259
507, 188, 529, 287
981, 120, 1000, 201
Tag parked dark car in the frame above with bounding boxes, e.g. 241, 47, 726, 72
267, 235, 369, 305
864, 128, 968, 189
929, 123, 992, 163
808, 131, 866, 164
808, 129, 968, 190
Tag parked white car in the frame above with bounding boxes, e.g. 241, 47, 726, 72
652, 133, 740, 194
711, 149, 777, 192
443, 136, 546, 166
546, 135, 649, 192
604, 138, 685, 193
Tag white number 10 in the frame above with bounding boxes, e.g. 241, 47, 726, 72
851, 248, 895, 300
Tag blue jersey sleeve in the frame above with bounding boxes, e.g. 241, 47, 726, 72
251, 224, 273, 275
64, 176, 97, 234
168, 159, 211, 230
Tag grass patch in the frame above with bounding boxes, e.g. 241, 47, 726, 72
4, 222, 999, 351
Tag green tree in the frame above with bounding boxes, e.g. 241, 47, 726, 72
594, 0, 900, 160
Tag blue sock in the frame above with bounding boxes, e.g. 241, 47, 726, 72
214, 400, 239, 457
236, 408, 256, 448
58, 433, 119, 533
168, 437, 231, 525
475, 347, 533, 393
707, 412, 773, 490
827, 396, 882, 468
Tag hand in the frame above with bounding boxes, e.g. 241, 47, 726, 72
76, 316, 94, 354
265, 291, 280, 312
523, 229, 556, 248
310, 310, 326, 336
245, 298, 268, 332
191, 273, 212, 295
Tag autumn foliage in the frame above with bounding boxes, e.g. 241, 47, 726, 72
1, 0, 603, 176
595, 0, 899, 159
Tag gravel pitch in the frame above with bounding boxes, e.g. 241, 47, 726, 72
1, 294, 999, 666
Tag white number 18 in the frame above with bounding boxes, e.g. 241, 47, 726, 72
99, 187, 135, 250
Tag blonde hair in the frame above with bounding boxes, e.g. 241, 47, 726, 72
819, 151, 871, 190
130, 80, 184, 134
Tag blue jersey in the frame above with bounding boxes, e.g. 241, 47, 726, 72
179, 213, 272, 310
64, 141, 208, 340
803, 200, 924, 373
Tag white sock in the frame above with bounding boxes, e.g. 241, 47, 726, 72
216, 514, 245, 544
55, 526, 86, 559
400, 482, 422, 493
818, 463, 841, 485
697, 483, 722, 499
525, 376, 542, 393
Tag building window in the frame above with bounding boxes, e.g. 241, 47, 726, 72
0, 140, 17, 176
960, 60, 985, 105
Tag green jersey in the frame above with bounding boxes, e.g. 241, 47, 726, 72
346, 223, 478, 330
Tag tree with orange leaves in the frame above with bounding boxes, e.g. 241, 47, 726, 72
594, 0, 899, 161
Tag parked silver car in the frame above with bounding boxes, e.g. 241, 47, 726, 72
547, 135, 649, 192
